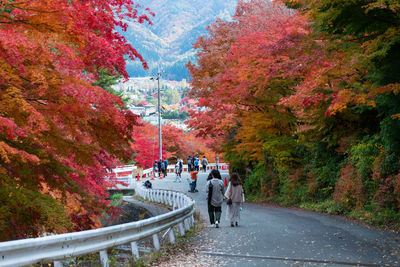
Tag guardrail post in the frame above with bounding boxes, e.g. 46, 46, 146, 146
99, 250, 109, 267
172, 193, 176, 210
54, 261, 63, 267
168, 191, 172, 206
184, 219, 190, 230
178, 222, 185, 236
174, 192, 177, 207
130, 241, 139, 259
168, 228, 175, 244
177, 196, 181, 209
152, 234, 160, 251
191, 215, 195, 227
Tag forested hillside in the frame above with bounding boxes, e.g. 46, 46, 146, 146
188, 0, 400, 229
123, 0, 238, 80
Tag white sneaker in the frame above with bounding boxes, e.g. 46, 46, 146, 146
215, 221, 219, 228
210, 224, 215, 228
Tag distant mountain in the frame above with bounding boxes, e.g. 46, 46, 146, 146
123, 0, 238, 80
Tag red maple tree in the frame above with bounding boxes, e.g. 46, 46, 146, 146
0, 0, 153, 240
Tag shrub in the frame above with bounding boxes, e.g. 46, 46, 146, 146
333, 162, 364, 209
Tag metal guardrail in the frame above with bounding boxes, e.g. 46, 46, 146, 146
0, 180, 195, 267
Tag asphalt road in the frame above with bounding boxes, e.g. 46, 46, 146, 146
145, 170, 400, 266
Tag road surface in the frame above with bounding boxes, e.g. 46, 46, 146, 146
144, 170, 400, 266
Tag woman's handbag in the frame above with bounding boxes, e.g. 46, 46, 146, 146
227, 198, 232, 205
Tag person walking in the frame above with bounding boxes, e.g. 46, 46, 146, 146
215, 155, 219, 170
179, 158, 183, 178
224, 173, 244, 227
158, 160, 162, 177
164, 158, 169, 177
174, 161, 181, 182
202, 156, 208, 172
206, 169, 224, 228
194, 156, 200, 171
153, 160, 158, 178
188, 169, 198, 192
187, 156, 192, 172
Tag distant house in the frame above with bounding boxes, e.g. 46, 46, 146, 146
128, 106, 146, 117
143, 103, 156, 116
137, 101, 150, 107
134, 101, 155, 116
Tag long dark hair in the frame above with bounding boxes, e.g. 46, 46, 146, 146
230, 173, 241, 186
210, 169, 222, 180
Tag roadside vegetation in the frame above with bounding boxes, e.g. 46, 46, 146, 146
188, 0, 400, 231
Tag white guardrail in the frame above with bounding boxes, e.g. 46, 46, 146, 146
0, 172, 195, 267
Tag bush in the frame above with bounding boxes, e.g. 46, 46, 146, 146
379, 152, 400, 178
244, 162, 279, 201
110, 193, 123, 206
161, 110, 189, 120
349, 135, 380, 180
300, 199, 346, 215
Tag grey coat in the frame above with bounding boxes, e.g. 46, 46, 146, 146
206, 178, 224, 207
224, 182, 243, 203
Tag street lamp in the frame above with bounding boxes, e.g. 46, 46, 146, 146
150, 72, 162, 161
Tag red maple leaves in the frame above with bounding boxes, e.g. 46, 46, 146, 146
0, 0, 153, 240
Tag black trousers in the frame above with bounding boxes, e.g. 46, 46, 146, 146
208, 203, 222, 224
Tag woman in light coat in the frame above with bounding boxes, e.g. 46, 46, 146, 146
224, 173, 244, 227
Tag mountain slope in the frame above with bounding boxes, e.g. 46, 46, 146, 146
124, 0, 238, 80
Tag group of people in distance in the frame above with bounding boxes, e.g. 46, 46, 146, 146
206, 169, 244, 228
153, 158, 169, 178
187, 155, 209, 172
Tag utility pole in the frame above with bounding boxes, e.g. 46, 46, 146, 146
151, 72, 162, 161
